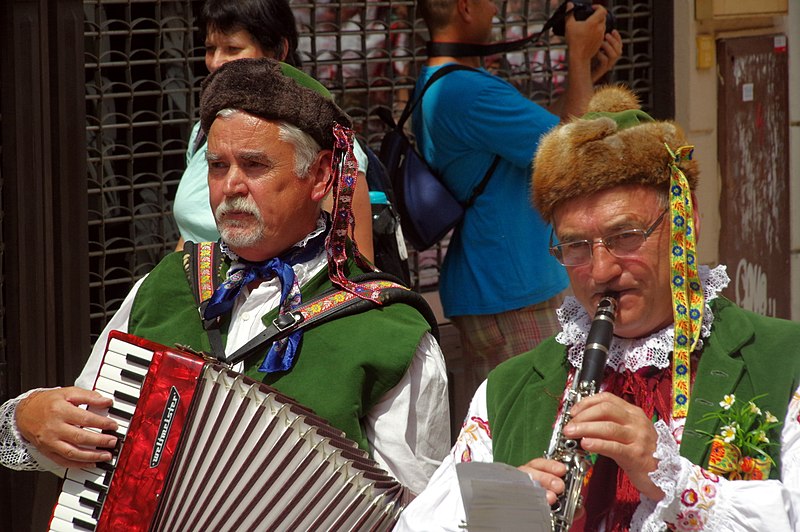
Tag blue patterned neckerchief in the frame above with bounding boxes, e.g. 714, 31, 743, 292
202, 217, 329, 373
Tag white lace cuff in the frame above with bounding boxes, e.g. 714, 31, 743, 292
631, 419, 685, 531
0, 388, 53, 471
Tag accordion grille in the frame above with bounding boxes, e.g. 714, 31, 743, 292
151, 364, 405, 531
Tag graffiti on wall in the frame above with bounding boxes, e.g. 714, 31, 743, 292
734, 258, 777, 317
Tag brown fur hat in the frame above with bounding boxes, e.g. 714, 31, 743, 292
532, 85, 698, 222
200, 58, 351, 148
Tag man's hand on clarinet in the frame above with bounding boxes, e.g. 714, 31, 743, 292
564, 391, 664, 501
517, 457, 568, 506
16, 387, 119, 469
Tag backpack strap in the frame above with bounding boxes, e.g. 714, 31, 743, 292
396, 64, 476, 130
225, 271, 440, 367
182, 240, 227, 359
385, 65, 501, 210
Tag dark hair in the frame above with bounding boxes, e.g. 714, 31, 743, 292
201, 0, 301, 67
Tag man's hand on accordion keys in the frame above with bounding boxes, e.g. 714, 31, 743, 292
17, 387, 119, 469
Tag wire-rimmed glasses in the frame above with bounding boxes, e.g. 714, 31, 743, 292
549, 208, 669, 267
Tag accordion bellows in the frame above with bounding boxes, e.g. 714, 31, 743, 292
49, 332, 408, 532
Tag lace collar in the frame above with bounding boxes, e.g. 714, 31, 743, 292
556, 265, 730, 373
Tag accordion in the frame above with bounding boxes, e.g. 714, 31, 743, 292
49, 331, 410, 531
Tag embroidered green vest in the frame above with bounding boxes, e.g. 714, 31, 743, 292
487, 297, 800, 480
128, 251, 431, 452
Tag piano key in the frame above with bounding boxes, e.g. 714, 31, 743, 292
93, 387, 135, 419
94, 374, 141, 404
82, 408, 130, 433
67, 465, 112, 487
49, 515, 90, 532
58, 486, 100, 515
52, 505, 96, 531
113, 389, 139, 407
97, 352, 147, 385
106, 338, 154, 366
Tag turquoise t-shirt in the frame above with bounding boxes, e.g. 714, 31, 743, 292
412, 65, 568, 318
173, 121, 370, 243
174, 122, 215, 243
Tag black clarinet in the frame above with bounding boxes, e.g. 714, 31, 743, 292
546, 294, 618, 532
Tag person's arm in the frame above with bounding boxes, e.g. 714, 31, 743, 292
394, 380, 495, 531
365, 332, 449, 494
351, 169, 374, 263
548, 4, 622, 121
633, 387, 800, 531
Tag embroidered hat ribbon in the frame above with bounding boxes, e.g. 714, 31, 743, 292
667, 143, 703, 418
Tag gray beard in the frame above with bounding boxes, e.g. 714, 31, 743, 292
218, 221, 264, 248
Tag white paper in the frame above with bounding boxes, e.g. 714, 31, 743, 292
457, 462, 552, 531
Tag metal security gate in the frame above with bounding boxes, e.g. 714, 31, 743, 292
84, 0, 673, 340
0, 1, 668, 529
84, 0, 201, 345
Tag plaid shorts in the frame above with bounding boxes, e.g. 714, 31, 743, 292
451, 291, 567, 395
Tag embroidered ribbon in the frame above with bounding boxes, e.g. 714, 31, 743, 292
203, 228, 327, 373
666, 144, 703, 419
196, 241, 215, 303
327, 124, 383, 304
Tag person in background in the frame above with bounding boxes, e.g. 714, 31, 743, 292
1, 58, 449, 497
174, 0, 374, 261
396, 85, 800, 531
413, 0, 622, 396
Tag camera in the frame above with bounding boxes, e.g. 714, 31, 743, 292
550, 0, 616, 37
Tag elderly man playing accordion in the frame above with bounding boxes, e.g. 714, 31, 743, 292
1, 59, 449, 499
396, 86, 800, 531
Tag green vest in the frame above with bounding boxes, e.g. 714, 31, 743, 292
487, 297, 800, 479
129, 251, 431, 452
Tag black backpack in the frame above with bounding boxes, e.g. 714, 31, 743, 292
376, 65, 499, 251
361, 142, 412, 286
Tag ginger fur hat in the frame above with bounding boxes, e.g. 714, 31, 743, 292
531, 85, 699, 222
200, 57, 351, 148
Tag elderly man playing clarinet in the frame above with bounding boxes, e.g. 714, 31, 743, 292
396, 86, 800, 531
1, 58, 449, 502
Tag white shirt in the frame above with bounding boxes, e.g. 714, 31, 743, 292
3, 251, 450, 495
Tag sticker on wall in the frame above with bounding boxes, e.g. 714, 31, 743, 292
742, 83, 754, 102
774, 35, 787, 53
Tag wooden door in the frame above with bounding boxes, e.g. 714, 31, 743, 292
717, 35, 790, 318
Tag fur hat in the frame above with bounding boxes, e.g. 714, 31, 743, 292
532, 85, 698, 222
200, 58, 352, 148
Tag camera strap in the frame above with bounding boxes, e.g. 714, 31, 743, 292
425, 4, 563, 58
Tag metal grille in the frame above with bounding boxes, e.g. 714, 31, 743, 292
83, 0, 661, 339
84, 0, 202, 343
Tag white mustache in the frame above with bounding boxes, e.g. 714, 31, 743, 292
215, 196, 263, 223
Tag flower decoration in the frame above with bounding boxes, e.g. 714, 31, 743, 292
699, 394, 781, 480
720, 394, 735, 410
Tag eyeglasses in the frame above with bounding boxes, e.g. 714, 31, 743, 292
549, 208, 669, 267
